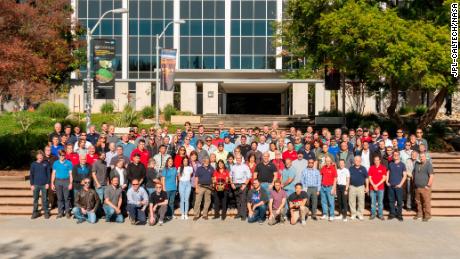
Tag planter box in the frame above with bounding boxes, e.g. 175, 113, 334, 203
171, 115, 201, 125
114, 127, 130, 135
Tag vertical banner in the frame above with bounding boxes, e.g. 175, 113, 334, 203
93, 39, 117, 99
160, 49, 177, 91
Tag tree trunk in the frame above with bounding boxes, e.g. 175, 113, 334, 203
419, 87, 448, 128
386, 83, 403, 127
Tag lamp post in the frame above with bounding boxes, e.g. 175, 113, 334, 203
154, 19, 186, 129
85, 8, 128, 131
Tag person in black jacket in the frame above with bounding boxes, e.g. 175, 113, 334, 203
72, 155, 92, 205
127, 154, 146, 187
30, 151, 51, 219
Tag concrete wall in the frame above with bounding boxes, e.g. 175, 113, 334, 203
314, 82, 331, 115
159, 90, 174, 110
135, 82, 151, 111
292, 83, 308, 115
202, 82, 219, 114
180, 82, 197, 114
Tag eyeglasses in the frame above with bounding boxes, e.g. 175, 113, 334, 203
383, 134, 388, 137
83, 181, 90, 184
132, 183, 139, 186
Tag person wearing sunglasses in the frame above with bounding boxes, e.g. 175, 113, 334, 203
149, 183, 168, 226
72, 177, 100, 224
51, 150, 73, 219
127, 179, 149, 225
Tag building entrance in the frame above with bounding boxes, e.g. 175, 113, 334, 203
226, 93, 281, 114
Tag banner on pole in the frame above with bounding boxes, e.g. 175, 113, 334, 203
160, 49, 177, 91
93, 39, 117, 99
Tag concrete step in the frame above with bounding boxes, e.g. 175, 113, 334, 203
0, 197, 42, 206
431, 200, 460, 208
0, 181, 30, 190
0, 206, 58, 216
0, 189, 32, 198
432, 192, 460, 200
0, 176, 27, 181
432, 164, 460, 168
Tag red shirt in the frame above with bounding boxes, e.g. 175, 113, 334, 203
213, 169, 230, 190
130, 148, 150, 168
320, 164, 337, 186
174, 155, 185, 169
212, 138, 223, 147
282, 150, 298, 161
272, 159, 285, 179
360, 136, 372, 143
86, 153, 99, 166
65, 152, 80, 166
368, 164, 387, 191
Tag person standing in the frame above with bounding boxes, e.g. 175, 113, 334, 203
72, 155, 91, 204
126, 179, 149, 225
301, 159, 321, 220
161, 157, 178, 220
386, 151, 407, 221
30, 152, 50, 219
247, 179, 269, 224
127, 154, 146, 187
178, 157, 193, 220
348, 156, 369, 221
212, 160, 230, 220
281, 158, 296, 200
130, 139, 150, 168
103, 176, 124, 223
230, 155, 252, 221
319, 157, 337, 221
72, 177, 99, 224
193, 157, 214, 221
413, 153, 434, 221
145, 158, 161, 196
288, 183, 308, 225
254, 152, 278, 197
368, 156, 387, 220
153, 145, 171, 172
92, 153, 108, 209
148, 183, 169, 226
51, 150, 73, 218
291, 152, 308, 185
336, 159, 350, 221
268, 180, 287, 225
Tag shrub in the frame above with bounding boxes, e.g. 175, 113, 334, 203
13, 111, 35, 133
0, 132, 48, 169
37, 102, 69, 118
415, 105, 428, 117
141, 106, 155, 118
398, 106, 413, 115
100, 102, 114, 114
163, 104, 178, 122
114, 104, 139, 127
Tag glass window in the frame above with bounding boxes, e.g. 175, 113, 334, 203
267, 1, 276, 19
231, 56, 240, 69
203, 1, 214, 19
241, 20, 253, 36
253, 56, 265, 69
203, 37, 214, 54
129, 37, 138, 54
254, 1, 266, 19
115, 55, 122, 71
190, 20, 202, 36
215, 56, 225, 69
139, 56, 151, 71
114, 0, 122, 9
190, 56, 202, 69
165, 1, 173, 19
101, 0, 113, 14
215, 20, 224, 36
78, 0, 87, 18
139, 20, 151, 36
165, 20, 174, 36
129, 56, 138, 71
241, 56, 252, 69
254, 20, 266, 36
164, 36, 174, 48
267, 37, 275, 54
203, 56, 214, 69
128, 1, 138, 18
181, 37, 190, 54
139, 37, 151, 54
180, 56, 189, 69
203, 20, 214, 36
114, 20, 122, 35
139, 1, 151, 18
181, 22, 190, 36
114, 37, 122, 55
180, 1, 189, 19
215, 1, 225, 18
88, 1, 100, 18
241, 1, 253, 19
231, 1, 239, 19
88, 19, 98, 34
129, 20, 138, 35
152, 1, 164, 19
215, 37, 225, 54
267, 56, 276, 69
267, 21, 275, 36
152, 20, 163, 35
241, 37, 252, 54
254, 38, 266, 54
231, 37, 240, 54
190, 37, 202, 55
190, 1, 202, 19
100, 20, 113, 35
231, 20, 240, 36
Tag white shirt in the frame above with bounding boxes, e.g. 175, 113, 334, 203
115, 167, 126, 186
179, 166, 193, 182
257, 143, 269, 153
230, 163, 252, 184
337, 168, 350, 186
361, 149, 371, 170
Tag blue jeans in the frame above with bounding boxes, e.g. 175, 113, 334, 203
103, 204, 124, 223
179, 181, 192, 215
96, 186, 105, 203
32, 185, 49, 214
72, 207, 97, 223
248, 204, 267, 223
320, 186, 335, 217
127, 204, 147, 224
284, 189, 294, 211
370, 190, 384, 217
166, 190, 177, 217
55, 179, 70, 214
146, 188, 155, 197
260, 182, 271, 198
388, 186, 403, 217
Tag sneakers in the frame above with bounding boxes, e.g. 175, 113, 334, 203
258, 220, 265, 225
358, 216, 364, 221
413, 215, 422, 220
159, 221, 164, 226
301, 220, 306, 226
66, 212, 72, 219
397, 216, 404, 222
181, 214, 185, 220
56, 213, 63, 219
377, 215, 385, 221
343, 217, 348, 222
388, 215, 395, 220
328, 216, 334, 221
311, 216, 318, 221
76, 218, 84, 224
44, 213, 50, 219
193, 216, 199, 221
31, 213, 39, 219
369, 215, 376, 220
422, 217, 431, 222
320, 215, 328, 220
184, 215, 189, 220
203, 216, 209, 220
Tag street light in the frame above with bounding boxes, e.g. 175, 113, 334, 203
85, 8, 129, 131
154, 19, 186, 129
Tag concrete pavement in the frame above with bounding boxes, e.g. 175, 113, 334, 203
0, 216, 459, 259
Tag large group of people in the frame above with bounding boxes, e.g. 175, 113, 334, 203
29, 121, 434, 226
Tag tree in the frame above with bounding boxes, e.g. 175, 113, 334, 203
0, 0, 84, 108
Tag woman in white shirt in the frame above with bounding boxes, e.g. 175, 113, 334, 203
178, 157, 193, 220
110, 159, 128, 191
336, 159, 350, 221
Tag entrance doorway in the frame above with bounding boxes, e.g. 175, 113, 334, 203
226, 93, 281, 114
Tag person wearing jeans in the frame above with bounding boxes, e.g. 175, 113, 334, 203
335, 160, 350, 221
126, 179, 149, 225
368, 156, 387, 220
51, 150, 73, 219
103, 176, 124, 223
319, 157, 337, 221
301, 159, 321, 220
30, 152, 51, 219
178, 157, 193, 219
92, 153, 108, 216
230, 155, 251, 221
386, 151, 407, 221
162, 158, 178, 219
72, 178, 100, 224
247, 179, 269, 224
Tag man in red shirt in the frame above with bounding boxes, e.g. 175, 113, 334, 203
282, 142, 297, 161
86, 145, 99, 166
368, 156, 387, 220
130, 139, 150, 168
272, 151, 285, 179
319, 157, 337, 221
65, 144, 79, 166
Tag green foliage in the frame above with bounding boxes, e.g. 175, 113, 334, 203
100, 102, 115, 114
12, 111, 36, 133
114, 105, 140, 127
163, 104, 178, 122
0, 132, 48, 169
415, 105, 428, 117
37, 102, 69, 118
141, 106, 155, 118
398, 106, 413, 115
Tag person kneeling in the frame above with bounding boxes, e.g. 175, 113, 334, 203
103, 176, 124, 223
247, 179, 269, 224
268, 179, 287, 225
149, 183, 168, 226
127, 179, 149, 225
72, 177, 99, 224
288, 183, 308, 225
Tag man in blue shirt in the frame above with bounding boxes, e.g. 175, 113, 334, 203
395, 129, 407, 151
223, 136, 236, 154
301, 159, 321, 220
50, 136, 64, 157
193, 157, 214, 221
281, 158, 296, 211
247, 179, 269, 224
386, 151, 407, 221
51, 150, 73, 218
30, 152, 50, 219
348, 156, 369, 221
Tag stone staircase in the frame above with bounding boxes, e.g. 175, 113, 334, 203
1, 152, 459, 217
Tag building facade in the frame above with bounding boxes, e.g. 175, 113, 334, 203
69, 0, 380, 116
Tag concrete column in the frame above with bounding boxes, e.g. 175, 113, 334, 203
159, 91, 174, 110
292, 83, 309, 115
122, 0, 128, 79
202, 82, 219, 114
275, 0, 283, 69
180, 82, 197, 114
68, 84, 84, 113
135, 82, 152, 111
173, 0, 180, 69
315, 82, 325, 115
225, 0, 231, 69
115, 82, 129, 112
324, 89, 331, 112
